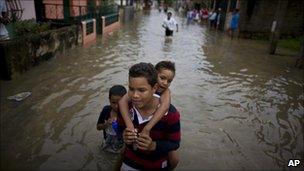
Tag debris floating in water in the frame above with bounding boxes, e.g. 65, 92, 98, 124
7, 92, 31, 102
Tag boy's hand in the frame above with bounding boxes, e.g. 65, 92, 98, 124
136, 133, 156, 151
106, 118, 113, 125
123, 128, 137, 145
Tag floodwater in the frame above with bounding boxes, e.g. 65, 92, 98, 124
1, 9, 303, 171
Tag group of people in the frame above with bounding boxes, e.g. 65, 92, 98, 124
184, 6, 240, 39
207, 8, 223, 29
186, 8, 210, 23
97, 61, 181, 170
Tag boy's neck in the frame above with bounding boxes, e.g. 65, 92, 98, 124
137, 96, 159, 118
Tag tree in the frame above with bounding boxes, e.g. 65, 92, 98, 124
295, 34, 304, 68
269, 0, 288, 54
164, 0, 174, 6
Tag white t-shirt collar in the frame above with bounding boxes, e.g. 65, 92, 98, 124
131, 94, 168, 124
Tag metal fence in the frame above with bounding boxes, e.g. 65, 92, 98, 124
86, 19, 94, 35
104, 13, 119, 26
100, 5, 118, 16
38, 1, 119, 34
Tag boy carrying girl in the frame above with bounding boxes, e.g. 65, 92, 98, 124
119, 61, 180, 170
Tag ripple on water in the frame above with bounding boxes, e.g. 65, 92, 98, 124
1, 9, 303, 171
31, 89, 71, 110
57, 95, 84, 113
38, 143, 90, 171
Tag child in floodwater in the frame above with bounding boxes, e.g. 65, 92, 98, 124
97, 85, 126, 153
119, 61, 179, 169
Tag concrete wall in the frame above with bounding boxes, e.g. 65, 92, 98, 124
239, 0, 303, 39
0, 25, 79, 80
42, 0, 100, 19
81, 19, 97, 45
102, 16, 121, 35
20, 0, 36, 20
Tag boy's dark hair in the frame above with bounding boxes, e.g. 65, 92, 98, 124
109, 85, 127, 98
129, 62, 158, 87
155, 61, 176, 73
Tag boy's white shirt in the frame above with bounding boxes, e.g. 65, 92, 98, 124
130, 94, 168, 124
163, 18, 177, 31
209, 12, 217, 20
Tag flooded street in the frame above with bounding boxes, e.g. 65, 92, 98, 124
1, 9, 303, 170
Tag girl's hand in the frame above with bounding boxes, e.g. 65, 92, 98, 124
123, 128, 137, 145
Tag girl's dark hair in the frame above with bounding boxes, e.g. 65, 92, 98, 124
109, 85, 127, 98
129, 62, 158, 87
155, 61, 176, 73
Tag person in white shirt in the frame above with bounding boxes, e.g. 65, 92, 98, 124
162, 12, 178, 37
0, 0, 9, 40
208, 10, 217, 29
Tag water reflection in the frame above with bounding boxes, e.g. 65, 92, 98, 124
163, 37, 173, 52
1, 9, 303, 171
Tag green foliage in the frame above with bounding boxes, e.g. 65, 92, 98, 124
164, 0, 175, 5
7, 20, 51, 38
100, 4, 118, 16
278, 38, 300, 51
99, 0, 115, 7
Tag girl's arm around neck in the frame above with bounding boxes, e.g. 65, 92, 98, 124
118, 94, 135, 129
143, 89, 171, 133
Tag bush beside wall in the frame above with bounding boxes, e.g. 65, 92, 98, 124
0, 25, 79, 80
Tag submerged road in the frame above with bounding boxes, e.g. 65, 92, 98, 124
1, 9, 303, 170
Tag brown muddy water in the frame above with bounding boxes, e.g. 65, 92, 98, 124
1, 9, 303, 171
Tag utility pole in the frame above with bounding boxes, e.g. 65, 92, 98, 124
295, 1, 304, 68
300, 2, 304, 60
225, 0, 231, 30
295, 34, 304, 68
34, 0, 44, 22
300, 35, 304, 58
236, 0, 241, 9
269, 0, 288, 54
226, 0, 231, 13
